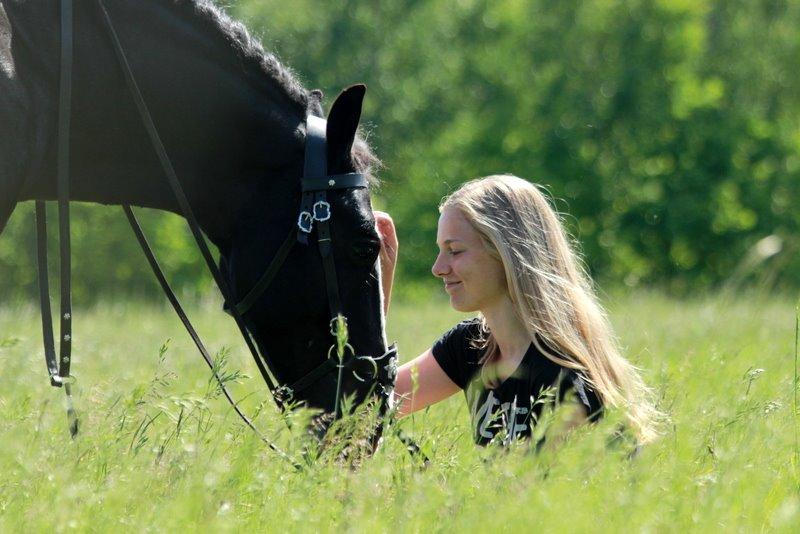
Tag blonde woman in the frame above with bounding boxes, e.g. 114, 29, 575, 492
375, 175, 659, 446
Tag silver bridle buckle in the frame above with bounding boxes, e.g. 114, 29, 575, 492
298, 211, 314, 233
313, 200, 331, 222
353, 355, 378, 383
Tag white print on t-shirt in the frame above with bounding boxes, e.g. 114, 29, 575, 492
471, 390, 529, 443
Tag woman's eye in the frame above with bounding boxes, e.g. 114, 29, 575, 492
449, 250, 463, 256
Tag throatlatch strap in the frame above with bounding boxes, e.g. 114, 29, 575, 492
231, 228, 295, 317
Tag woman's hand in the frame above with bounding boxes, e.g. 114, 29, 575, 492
374, 211, 397, 316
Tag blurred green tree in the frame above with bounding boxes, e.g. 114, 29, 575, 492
235, 0, 799, 293
1, 0, 797, 302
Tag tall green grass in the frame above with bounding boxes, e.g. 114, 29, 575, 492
0, 292, 797, 531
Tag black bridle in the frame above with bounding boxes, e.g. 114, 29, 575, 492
36, 0, 406, 465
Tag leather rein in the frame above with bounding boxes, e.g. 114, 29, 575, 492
36, 0, 404, 467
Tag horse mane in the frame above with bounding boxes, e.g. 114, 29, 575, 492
189, 1, 381, 182
191, 1, 308, 111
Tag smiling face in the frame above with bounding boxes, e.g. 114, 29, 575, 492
432, 207, 507, 313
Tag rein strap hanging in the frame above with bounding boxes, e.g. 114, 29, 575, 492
35, 0, 78, 438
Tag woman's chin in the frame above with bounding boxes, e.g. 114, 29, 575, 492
449, 296, 475, 313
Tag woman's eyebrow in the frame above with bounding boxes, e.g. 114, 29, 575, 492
442, 239, 462, 245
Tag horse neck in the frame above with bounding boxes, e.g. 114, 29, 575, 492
10, 0, 307, 246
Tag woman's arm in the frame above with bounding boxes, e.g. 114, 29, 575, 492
393, 348, 461, 417
374, 211, 397, 316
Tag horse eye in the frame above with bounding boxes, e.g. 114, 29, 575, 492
352, 240, 380, 264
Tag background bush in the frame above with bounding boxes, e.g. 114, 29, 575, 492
1, 0, 798, 301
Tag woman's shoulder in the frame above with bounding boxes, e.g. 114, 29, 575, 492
449, 317, 483, 338
430, 317, 485, 389
436, 317, 484, 353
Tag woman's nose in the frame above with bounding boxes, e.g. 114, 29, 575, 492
431, 253, 450, 278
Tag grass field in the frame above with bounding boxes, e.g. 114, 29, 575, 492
0, 291, 798, 531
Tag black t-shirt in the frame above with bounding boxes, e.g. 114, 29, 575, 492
432, 319, 602, 446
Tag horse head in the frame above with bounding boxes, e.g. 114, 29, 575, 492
221, 84, 394, 423
1, 0, 395, 442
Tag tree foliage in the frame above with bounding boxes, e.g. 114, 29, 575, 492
236, 0, 800, 292
1, 0, 798, 301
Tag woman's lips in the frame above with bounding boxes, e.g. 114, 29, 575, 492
444, 281, 462, 293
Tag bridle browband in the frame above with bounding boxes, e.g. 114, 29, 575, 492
35, 0, 408, 466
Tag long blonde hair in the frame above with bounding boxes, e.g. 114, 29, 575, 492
441, 175, 661, 444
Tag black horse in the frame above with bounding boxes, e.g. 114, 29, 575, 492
0, 1, 392, 424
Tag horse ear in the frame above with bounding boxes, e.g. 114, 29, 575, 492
326, 84, 366, 170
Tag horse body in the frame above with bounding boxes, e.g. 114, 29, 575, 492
5, 0, 307, 240
0, 1, 33, 233
0, 0, 390, 418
